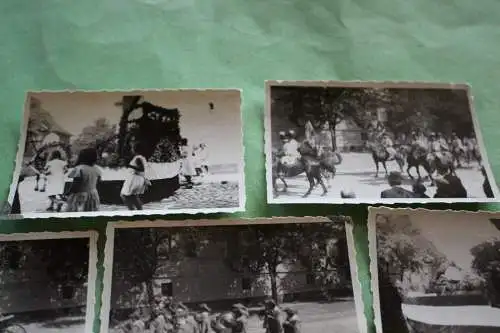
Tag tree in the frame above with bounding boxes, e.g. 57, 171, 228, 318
471, 240, 500, 280
28, 238, 90, 295
112, 227, 205, 309
72, 117, 117, 157
225, 222, 346, 303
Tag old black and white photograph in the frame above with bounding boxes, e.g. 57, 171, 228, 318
368, 207, 500, 333
8, 89, 244, 218
265, 81, 498, 204
0, 231, 97, 333
100, 217, 365, 333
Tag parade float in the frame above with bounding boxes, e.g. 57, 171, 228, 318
29, 95, 182, 205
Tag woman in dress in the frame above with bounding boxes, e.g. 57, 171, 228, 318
44, 150, 68, 212
180, 138, 196, 187
120, 144, 150, 210
65, 148, 102, 212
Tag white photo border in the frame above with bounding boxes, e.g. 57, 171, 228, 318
367, 206, 500, 333
100, 216, 367, 333
0, 230, 99, 333
264, 80, 500, 204
8, 88, 246, 219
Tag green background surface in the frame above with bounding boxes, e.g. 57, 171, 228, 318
1, 1, 500, 332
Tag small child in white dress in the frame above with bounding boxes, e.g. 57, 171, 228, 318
44, 150, 68, 211
120, 154, 150, 210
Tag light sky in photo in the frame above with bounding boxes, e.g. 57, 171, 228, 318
393, 213, 500, 274
29, 90, 242, 166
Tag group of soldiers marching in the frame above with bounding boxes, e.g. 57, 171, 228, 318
117, 297, 301, 333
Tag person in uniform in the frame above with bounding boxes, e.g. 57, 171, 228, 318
380, 171, 415, 198
280, 130, 300, 166
262, 299, 283, 333
230, 304, 249, 333
174, 308, 198, 333
150, 307, 168, 333
282, 308, 301, 333
130, 311, 146, 333
196, 304, 212, 333
381, 133, 396, 159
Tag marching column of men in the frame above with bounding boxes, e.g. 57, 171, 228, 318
118, 297, 301, 333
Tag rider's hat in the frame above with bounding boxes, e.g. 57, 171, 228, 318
279, 131, 286, 138
288, 129, 296, 137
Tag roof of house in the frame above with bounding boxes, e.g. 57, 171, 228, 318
30, 105, 72, 137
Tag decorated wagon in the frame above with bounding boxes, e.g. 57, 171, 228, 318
29, 95, 183, 206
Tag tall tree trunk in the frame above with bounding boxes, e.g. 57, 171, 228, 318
117, 110, 131, 158
146, 278, 156, 311
330, 116, 337, 151
267, 263, 280, 303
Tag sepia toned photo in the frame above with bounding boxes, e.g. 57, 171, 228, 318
368, 207, 500, 333
265, 81, 498, 204
100, 217, 365, 333
0, 231, 97, 333
8, 89, 244, 219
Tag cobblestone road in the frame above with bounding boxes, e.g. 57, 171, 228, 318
16, 173, 240, 213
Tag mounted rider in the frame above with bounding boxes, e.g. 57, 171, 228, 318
315, 121, 333, 157
280, 130, 301, 165
428, 132, 450, 164
381, 133, 397, 160
450, 132, 465, 154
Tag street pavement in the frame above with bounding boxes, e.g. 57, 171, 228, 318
272, 152, 487, 201
17, 316, 85, 333
16, 173, 240, 213
402, 303, 500, 327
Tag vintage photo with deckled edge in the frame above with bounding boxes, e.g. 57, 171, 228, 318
0, 231, 98, 333
368, 207, 500, 333
7, 89, 245, 219
100, 217, 366, 333
265, 80, 499, 204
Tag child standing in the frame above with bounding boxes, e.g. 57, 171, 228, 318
120, 151, 150, 210
44, 150, 68, 212
65, 148, 102, 212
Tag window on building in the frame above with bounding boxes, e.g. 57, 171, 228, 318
61, 285, 75, 299
3, 245, 23, 270
161, 282, 173, 297
241, 278, 251, 291
306, 273, 316, 285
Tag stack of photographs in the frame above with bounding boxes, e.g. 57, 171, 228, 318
1, 81, 499, 333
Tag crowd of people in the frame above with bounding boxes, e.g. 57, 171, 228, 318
15, 138, 210, 213
115, 297, 301, 333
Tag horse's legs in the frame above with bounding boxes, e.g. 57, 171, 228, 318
280, 176, 288, 192
382, 161, 389, 177
34, 174, 40, 191
407, 164, 414, 180
272, 176, 279, 197
374, 160, 380, 178
303, 172, 315, 198
314, 170, 328, 196
40, 174, 47, 192
416, 165, 422, 180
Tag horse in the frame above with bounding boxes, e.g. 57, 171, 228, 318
406, 144, 456, 186
450, 143, 467, 168
272, 141, 340, 198
366, 140, 405, 178
405, 145, 435, 183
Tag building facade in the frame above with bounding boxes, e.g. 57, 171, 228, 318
111, 236, 349, 311
0, 241, 87, 314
